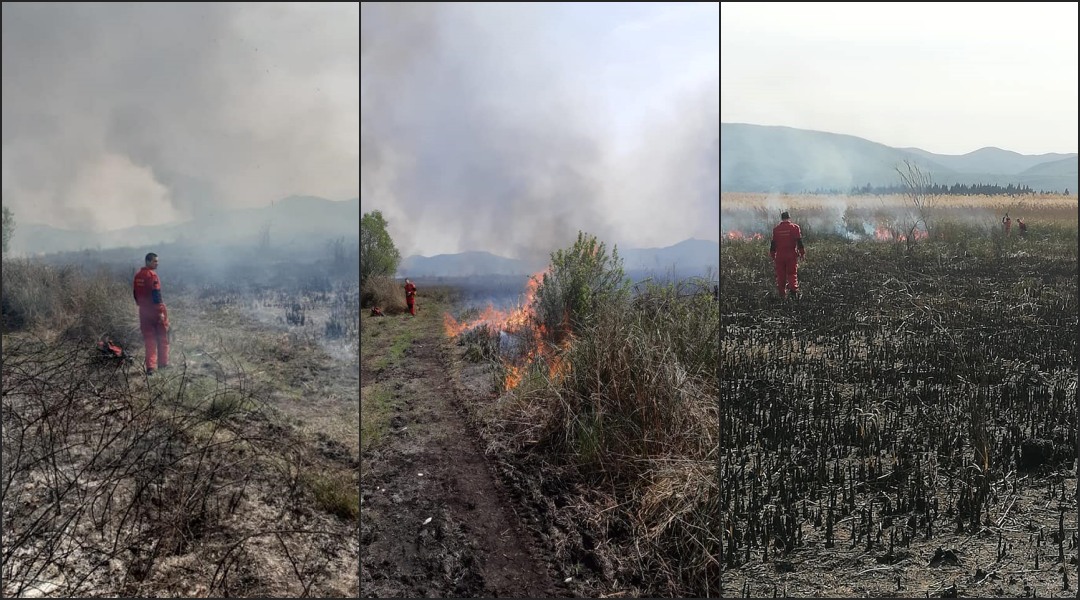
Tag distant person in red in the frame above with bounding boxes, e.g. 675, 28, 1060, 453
404, 279, 417, 316
133, 252, 169, 374
1002, 213, 1012, 237
1017, 217, 1027, 237
770, 211, 806, 299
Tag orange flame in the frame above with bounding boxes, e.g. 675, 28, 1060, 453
874, 225, 929, 242
443, 269, 572, 392
724, 230, 765, 241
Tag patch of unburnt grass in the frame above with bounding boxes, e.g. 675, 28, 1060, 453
454, 233, 720, 598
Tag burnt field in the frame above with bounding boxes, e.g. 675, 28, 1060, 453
2, 241, 361, 597
720, 208, 1078, 597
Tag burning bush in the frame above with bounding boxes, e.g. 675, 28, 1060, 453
445, 231, 719, 597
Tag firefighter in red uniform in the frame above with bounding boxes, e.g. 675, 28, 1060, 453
1017, 217, 1027, 237
1002, 214, 1012, 237
769, 211, 806, 299
404, 279, 417, 316
133, 252, 169, 374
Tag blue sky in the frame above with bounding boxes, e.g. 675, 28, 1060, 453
361, 2, 720, 258
722, 2, 1078, 155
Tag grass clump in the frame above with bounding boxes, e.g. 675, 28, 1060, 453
303, 470, 359, 521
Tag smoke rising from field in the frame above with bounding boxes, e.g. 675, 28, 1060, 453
361, 3, 719, 260
721, 194, 1014, 242
2, 3, 359, 233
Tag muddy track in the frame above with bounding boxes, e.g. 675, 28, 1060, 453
360, 312, 570, 598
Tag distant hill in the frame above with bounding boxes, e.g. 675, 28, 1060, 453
10, 196, 359, 256
722, 123, 1077, 193
1019, 155, 1078, 177
902, 146, 1076, 175
619, 238, 719, 274
398, 251, 543, 278
397, 239, 719, 279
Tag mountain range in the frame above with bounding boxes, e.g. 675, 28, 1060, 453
9, 196, 360, 256
398, 238, 719, 279
721, 123, 1077, 193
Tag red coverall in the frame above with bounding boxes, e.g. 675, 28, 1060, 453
770, 219, 806, 298
133, 267, 169, 371
404, 282, 417, 315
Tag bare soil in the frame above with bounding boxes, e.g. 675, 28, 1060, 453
360, 304, 576, 598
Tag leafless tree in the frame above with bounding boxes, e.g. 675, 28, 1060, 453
895, 159, 938, 252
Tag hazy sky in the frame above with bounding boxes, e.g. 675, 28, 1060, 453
2, 2, 359, 233
721, 2, 1078, 156
362, 2, 720, 259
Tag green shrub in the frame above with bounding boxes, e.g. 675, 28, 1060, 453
533, 231, 630, 345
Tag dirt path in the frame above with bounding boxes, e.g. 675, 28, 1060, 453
360, 302, 569, 598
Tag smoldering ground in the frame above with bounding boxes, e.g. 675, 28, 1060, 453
722, 195, 1008, 241
361, 3, 719, 262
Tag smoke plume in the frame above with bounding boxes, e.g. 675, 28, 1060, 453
361, 3, 719, 261
2, 3, 358, 233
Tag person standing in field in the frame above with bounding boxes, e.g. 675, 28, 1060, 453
133, 252, 169, 374
1017, 218, 1027, 237
770, 211, 806, 300
1002, 213, 1012, 237
404, 278, 417, 316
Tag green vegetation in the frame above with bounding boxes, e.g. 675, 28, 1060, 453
479, 230, 719, 597
534, 231, 630, 342
360, 210, 401, 289
360, 383, 393, 451
2, 205, 13, 254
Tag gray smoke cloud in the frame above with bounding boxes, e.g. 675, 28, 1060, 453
361, 3, 719, 261
2, 2, 358, 232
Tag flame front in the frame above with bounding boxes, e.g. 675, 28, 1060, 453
725, 230, 765, 241
443, 269, 570, 392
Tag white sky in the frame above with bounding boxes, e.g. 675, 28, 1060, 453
361, 2, 720, 258
2, 2, 359, 232
721, 2, 1079, 155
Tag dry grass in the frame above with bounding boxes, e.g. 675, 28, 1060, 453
2, 259, 359, 597
1, 259, 136, 345
465, 237, 720, 597
722, 191, 1079, 211
360, 275, 407, 314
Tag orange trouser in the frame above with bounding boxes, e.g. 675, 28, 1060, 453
773, 257, 799, 297
139, 313, 169, 370
407, 297, 416, 315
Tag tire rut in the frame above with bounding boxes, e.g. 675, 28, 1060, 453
360, 314, 566, 598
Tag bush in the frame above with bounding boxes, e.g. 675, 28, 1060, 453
488, 232, 719, 597
1, 259, 136, 345
360, 275, 407, 314
533, 231, 630, 345
360, 211, 400, 289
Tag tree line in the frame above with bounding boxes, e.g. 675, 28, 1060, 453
830, 182, 1070, 196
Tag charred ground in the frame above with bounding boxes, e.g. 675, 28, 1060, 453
721, 197, 1079, 598
2, 245, 360, 597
